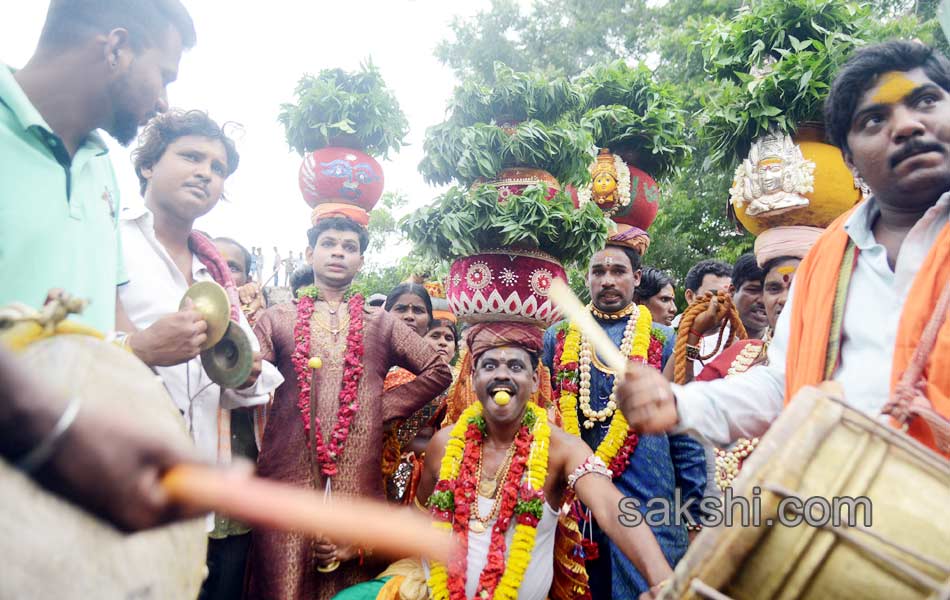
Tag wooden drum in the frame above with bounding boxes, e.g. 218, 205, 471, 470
664, 386, 950, 600
0, 333, 207, 599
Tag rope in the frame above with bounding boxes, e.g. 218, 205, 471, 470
888, 278, 950, 453
0, 293, 100, 351
673, 293, 748, 385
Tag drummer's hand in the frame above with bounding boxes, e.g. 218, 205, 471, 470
129, 298, 208, 366
617, 362, 680, 434
313, 538, 337, 565
37, 405, 207, 532
239, 352, 263, 389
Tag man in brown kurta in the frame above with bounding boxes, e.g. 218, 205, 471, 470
245, 216, 452, 600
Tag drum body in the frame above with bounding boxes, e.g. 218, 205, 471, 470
0, 334, 207, 599
665, 387, 950, 600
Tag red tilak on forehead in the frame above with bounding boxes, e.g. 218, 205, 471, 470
783, 274, 791, 284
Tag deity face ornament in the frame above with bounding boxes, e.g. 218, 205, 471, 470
319, 159, 381, 200
730, 130, 816, 217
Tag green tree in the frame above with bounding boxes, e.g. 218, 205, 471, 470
430, 0, 946, 286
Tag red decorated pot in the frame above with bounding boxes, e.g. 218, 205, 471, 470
580, 149, 660, 231
475, 168, 560, 202
298, 147, 385, 211
447, 250, 566, 327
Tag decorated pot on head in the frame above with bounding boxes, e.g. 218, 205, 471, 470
298, 146, 384, 227
730, 125, 864, 236
475, 167, 561, 203
577, 148, 661, 253
446, 249, 567, 328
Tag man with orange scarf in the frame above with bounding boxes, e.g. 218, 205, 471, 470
618, 40, 950, 459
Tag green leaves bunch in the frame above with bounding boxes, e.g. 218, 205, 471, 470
419, 120, 594, 186
577, 60, 690, 178
418, 63, 592, 186
279, 61, 409, 158
402, 184, 607, 267
448, 63, 585, 124
696, 0, 929, 167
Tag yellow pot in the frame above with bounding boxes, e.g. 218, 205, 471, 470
734, 126, 862, 236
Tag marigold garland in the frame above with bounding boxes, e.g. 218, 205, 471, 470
428, 401, 550, 600
553, 304, 654, 475
290, 288, 365, 478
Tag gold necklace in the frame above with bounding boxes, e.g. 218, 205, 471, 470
588, 302, 636, 321
470, 442, 517, 533
578, 305, 638, 428
311, 313, 350, 337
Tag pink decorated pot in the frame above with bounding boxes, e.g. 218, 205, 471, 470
612, 164, 660, 231
447, 250, 566, 327
475, 168, 560, 202
298, 147, 385, 211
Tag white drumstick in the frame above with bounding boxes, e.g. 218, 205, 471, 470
549, 279, 627, 373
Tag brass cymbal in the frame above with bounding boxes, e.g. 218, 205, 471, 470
201, 322, 253, 389
180, 281, 230, 350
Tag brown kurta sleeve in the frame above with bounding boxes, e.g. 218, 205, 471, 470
377, 311, 452, 422
252, 306, 279, 365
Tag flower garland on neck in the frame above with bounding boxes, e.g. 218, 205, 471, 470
291, 285, 365, 478
428, 401, 550, 600
553, 304, 654, 476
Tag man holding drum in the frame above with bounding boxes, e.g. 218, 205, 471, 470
620, 40, 950, 460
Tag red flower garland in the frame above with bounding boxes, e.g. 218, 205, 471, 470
291, 293, 365, 478
434, 419, 535, 600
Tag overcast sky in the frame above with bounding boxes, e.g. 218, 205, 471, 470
2, 1, 503, 268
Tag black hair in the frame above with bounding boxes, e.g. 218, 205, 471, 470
367, 296, 387, 307
684, 259, 732, 293
761, 255, 802, 279
825, 41, 950, 153
617, 246, 642, 272
290, 266, 314, 296
731, 253, 765, 292
306, 217, 370, 254
384, 283, 433, 323
634, 266, 675, 303
38, 0, 196, 52
132, 109, 239, 196
214, 236, 251, 277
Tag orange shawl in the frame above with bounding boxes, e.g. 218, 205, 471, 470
786, 206, 950, 456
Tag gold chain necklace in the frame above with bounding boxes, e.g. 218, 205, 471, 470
578, 305, 638, 428
470, 441, 517, 533
588, 302, 636, 321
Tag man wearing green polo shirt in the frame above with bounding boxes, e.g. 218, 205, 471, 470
0, 0, 195, 333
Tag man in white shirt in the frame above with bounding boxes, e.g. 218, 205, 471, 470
117, 109, 281, 489
618, 41, 950, 458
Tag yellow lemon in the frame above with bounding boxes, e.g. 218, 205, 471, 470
493, 391, 511, 406
308, 357, 323, 370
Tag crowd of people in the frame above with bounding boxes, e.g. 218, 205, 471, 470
3, 1, 950, 600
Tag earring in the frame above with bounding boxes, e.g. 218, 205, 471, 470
852, 171, 871, 200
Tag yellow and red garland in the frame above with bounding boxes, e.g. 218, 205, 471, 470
553, 304, 657, 476
428, 401, 550, 600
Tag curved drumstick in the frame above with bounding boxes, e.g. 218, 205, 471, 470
549, 279, 627, 373
162, 465, 452, 562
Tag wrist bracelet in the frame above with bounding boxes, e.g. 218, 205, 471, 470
567, 455, 612, 489
686, 522, 703, 532
16, 395, 81, 473
689, 329, 704, 339
685, 344, 701, 361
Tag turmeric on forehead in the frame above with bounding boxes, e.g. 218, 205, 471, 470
871, 71, 918, 104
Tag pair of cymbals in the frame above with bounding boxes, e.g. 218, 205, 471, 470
180, 282, 253, 389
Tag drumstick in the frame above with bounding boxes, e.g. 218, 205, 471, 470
549, 279, 627, 373
162, 465, 452, 562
